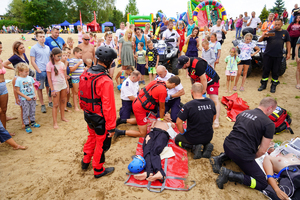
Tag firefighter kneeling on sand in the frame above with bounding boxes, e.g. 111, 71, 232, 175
114, 76, 181, 138
78, 46, 117, 178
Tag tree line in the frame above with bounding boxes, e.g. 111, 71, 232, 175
3, 0, 140, 30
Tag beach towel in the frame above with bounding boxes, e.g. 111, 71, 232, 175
221, 93, 249, 122
124, 117, 196, 192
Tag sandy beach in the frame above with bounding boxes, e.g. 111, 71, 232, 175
0, 31, 299, 199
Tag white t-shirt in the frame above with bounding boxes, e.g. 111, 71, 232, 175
162, 29, 180, 48
115, 29, 126, 41
210, 25, 225, 42
155, 72, 183, 96
247, 17, 261, 29
120, 78, 139, 101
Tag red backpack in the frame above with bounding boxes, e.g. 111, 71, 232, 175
268, 106, 293, 135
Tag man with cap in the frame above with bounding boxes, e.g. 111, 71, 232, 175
177, 55, 221, 128
115, 76, 181, 138
118, 70, 141, 121
155, 65, 185, 122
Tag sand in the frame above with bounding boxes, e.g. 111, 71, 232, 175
0, 31, 299, 200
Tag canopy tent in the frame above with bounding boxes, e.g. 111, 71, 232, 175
86, 19, 101, 32
101, 22, 115, 33
72, 20, 84, 26
59, 20, 71, 27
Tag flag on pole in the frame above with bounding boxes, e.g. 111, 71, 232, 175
80, 10, 82, 27
94, 11, 97, 31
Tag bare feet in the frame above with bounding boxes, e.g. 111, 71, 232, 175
53, 124, 59, 129
22, 124, 25, 129
9, 132, 16, 136
229, 90, 233, 93
296, 84, 300, 89
225, 90, 229, 93
13, 145, 28, 150
74, 108, 80, 111
134, 172, 147, 180
146, 171, 163, 182
6, 116, 18, 121
61, 118, 69, 122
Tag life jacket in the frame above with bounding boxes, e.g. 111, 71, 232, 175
189, 59, 214, 84
268, 106, 294, 135
137, 80, 166, 111
264, 165, 300, 199
78, 70, 109, 113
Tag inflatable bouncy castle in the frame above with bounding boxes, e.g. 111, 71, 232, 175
127, 13, 154, 30
187, 0, 227, 31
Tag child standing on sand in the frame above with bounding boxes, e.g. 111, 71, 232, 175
15, 63, 41, 133
225, 48, 241, 93
69, 47, 84, 111
47, 48, 69, 129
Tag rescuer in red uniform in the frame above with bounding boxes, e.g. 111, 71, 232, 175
114, 76, 181, 138
79, 46, 117, 178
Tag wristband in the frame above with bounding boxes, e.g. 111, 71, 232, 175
157, 118, 164, 121
108, 129, 115, 133
51, 90, 55, 92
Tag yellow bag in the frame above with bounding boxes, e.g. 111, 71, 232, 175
182, 38, 189, 53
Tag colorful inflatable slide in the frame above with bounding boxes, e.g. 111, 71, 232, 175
187, 0, 227, 30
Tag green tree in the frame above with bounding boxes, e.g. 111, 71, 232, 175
6, 0, 26, 24
109, 7, 124, 29
259, 5, 270, 22
125, 0, 139, 15
23, 0, 48, 27
270, 0, 285, 16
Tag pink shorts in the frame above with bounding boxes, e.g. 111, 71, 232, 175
225, 70, 237, 76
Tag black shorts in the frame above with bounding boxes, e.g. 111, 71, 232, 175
238, 59, 251, 65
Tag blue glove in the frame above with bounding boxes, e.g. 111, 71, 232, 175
117, 84, 122, 91
202, 93, 207, 98
180, 129, 186, 135
165, 95, 171, 102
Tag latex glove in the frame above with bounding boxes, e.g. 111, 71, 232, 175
180, 129, 186, 135
117, 84, 122, 91
165, 95, 171, 102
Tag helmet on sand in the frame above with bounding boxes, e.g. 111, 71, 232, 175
128, 155, 146, 173
95, 46, 117, 68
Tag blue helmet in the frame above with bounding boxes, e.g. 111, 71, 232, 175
128, 155, 146, 173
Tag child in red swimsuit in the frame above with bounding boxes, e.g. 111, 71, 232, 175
176, 21, 186, 56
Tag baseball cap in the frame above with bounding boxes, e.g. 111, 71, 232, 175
176, 55, 189, 69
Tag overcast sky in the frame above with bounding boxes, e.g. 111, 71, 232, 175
0, 0, 297, 20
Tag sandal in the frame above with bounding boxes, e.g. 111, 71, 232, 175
239, 86, 244, 91
232, 86, 237, 91
13, 145, 28, 150
296, 84, 300, 89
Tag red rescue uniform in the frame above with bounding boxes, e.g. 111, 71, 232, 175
79, 66, 116, 176
188, 57, 220, 95
133, 80, 167, 126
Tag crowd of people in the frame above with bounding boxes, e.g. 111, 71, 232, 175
0, 6, 300, 199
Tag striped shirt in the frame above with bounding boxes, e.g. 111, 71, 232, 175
69, 58, 84, 79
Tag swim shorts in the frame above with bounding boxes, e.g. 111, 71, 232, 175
207, 81, 219, 95
225, 70, 237, 76
148, 66, 156, 74
0, 82, 8, 95
133, 99, 148, 126
72, 78, 80, 84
